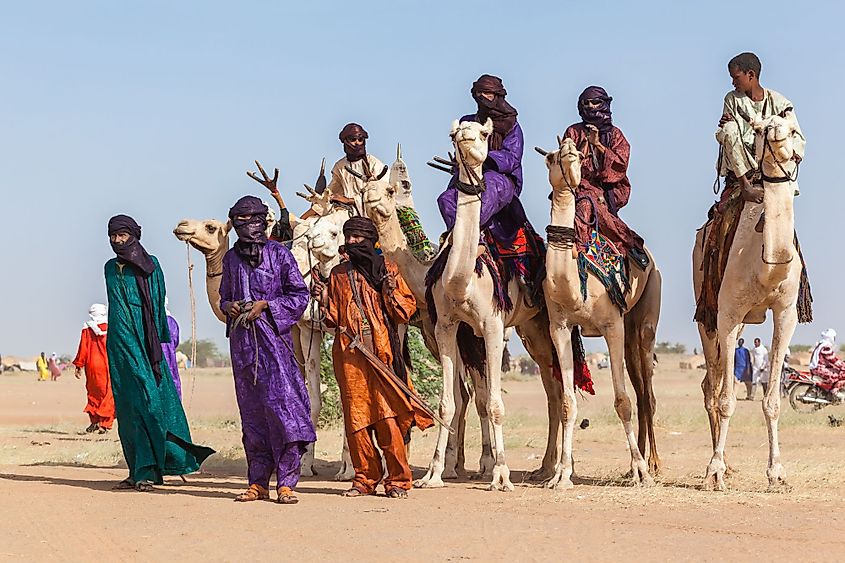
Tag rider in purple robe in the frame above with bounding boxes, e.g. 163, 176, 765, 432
437, 74, 527, 245
220, 195, 314, 505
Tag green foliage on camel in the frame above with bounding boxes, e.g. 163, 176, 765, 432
318, 326, 441, 428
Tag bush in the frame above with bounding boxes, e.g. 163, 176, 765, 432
177, 338, 229, 368
317, 326, 442, 428
654, 341, 687, 354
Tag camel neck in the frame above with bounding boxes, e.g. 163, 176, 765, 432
546, 187, 583, 307
376, 210, 430, 302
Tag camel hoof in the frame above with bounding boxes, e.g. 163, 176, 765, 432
489, 467, 514, 492
334, 468, 355, 482
442, 468, 459, 480
299, 466, 316, 478
545, 474, 574, 490
703, 460, 727, 492
527, 467, 556, 482
414, 477, 445, 489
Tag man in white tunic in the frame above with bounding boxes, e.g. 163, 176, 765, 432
326, 123, 390, 215
751, 337, 770, 400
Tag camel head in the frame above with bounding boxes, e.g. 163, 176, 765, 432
753, 115, 798, 167
173, 219, 231, 256
306, 219, 342, 268
544, 136, 582, 193
450, 118, 493, 170
363, 174, 398, 229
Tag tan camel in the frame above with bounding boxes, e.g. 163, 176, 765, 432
540, 137, 662, 489
693, 115, 803, 491
363, 141, 564, 487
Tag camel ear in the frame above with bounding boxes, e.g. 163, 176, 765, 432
450, 119, 460, 135
481, 117, 494, 134
557, 135, 563, 147
223, 219, 232, 235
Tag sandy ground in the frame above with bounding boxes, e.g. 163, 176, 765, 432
2, 356, 844, 562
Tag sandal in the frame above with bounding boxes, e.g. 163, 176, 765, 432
85, 423, 99, 434
341, 487, 367, 498
97, 426, 110, 434
235, 484, 270, 502
277, 486, 299, 505
386, 488, 408, 499
135, 481, 155, 492
113, 478, 135, 490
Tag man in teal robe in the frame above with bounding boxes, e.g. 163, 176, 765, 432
105, 214, 214, 491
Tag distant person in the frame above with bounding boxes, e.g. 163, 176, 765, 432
48, 353, 62, 381
751, 338, 770, 399
36, 352, 49, 381
220, 196, 314, 504
734, 338, 752, 399
162, 297, 182, 400
72, 303, 115, 433
809, 329, 845, 400
328, 123, 390, 215
105, 214, 214, 492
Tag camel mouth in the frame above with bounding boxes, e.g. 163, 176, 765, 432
173, 228, 195, 241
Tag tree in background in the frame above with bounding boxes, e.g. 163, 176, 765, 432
177, 338, 230, 368
654, 341, 687, 354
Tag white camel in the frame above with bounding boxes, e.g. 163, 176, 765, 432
693, 114, 804, 491
423, 118, 555, 491
540, 136, 662, 489
363, 140, 565, 487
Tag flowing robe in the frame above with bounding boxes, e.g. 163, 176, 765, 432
162, 315, 181, 399
220, 240, 315, 490
438, 116, 527, 244
733, 345, 752, 383
73, 324, 115, 428
564, 123, 644, 255
36, 356, 49, 381
105, 256, 214, 483
810, 345, 845, 392
324, 261, 434, 493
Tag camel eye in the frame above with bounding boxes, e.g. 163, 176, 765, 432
205, 224, 217, 234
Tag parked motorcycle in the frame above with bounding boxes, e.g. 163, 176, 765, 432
784, 366, 844, 413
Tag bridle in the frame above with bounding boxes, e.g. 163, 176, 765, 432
757, 123, 798, 266
451, 127, 486, 196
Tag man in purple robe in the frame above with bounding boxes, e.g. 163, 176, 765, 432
437, 74, 527, 245
161, 297, 182, 399
220, 195, 315, 505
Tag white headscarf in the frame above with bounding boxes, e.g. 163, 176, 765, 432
165, 296, 172, 317
809, 328, 836, 370
85, 303, 108, 336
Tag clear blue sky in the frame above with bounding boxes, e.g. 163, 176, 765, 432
1, 1, 842, 357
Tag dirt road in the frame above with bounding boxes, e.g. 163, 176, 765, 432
2, 360, 844, 561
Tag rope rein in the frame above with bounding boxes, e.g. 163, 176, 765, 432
185, 243, 198, 409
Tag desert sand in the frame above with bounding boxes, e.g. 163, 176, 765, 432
2, 356, 844, 561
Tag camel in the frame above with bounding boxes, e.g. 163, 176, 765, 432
693, 114, 804, 491
363, 139, 566, 489
539, 136, 662, 489
172, 202, 353, 479
414, 118, 566, 491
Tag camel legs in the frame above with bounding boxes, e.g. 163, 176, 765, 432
483, 317, 513, 491
605, 321, 653, 486
544, 309, 575, 490
415, 320, 460, 488
698, 324, 721, 452
704, 317, 743, 491
468, 366, 495, 480
763, 305, 797, 488
516, 315, 562, 482
297, 324, 323, 477
624, 266, 662, 474
443, 366, 471, 479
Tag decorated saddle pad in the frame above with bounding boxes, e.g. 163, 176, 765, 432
578, 229, 629, 313
397, 205, 437, 261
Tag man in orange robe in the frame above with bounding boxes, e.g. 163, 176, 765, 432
72, 303, 115, 433
314, 217, 433, 498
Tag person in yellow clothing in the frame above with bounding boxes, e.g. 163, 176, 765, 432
36, 352, 50, 381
